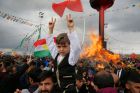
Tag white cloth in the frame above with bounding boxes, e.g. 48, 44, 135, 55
117, 69, 122, 78
21, 89, 30, 93
57, 55, 64, 65
33, 88, 39, 93
46, 31, 81, 66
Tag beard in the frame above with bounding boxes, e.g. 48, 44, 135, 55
40, 90, 49, 93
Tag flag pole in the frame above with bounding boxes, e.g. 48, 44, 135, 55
82, 17, 86, 47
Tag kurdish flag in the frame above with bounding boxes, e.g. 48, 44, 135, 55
34, 39, 51, 58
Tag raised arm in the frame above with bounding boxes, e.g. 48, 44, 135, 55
66, 14, 81, 66
46, 18, 58, 59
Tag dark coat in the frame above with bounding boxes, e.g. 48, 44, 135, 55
54, 53, 76, 89
0, 64, 29, 93
114, 69, 126, 87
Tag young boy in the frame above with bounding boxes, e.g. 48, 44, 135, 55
46, 14, 81, 93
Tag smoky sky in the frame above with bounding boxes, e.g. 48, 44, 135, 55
0, 0, 140, 54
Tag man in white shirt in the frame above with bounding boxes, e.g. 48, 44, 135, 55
114, 62, 126, 88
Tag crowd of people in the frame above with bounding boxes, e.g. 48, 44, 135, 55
0, 53, 140, 93
0, 15, 140, 93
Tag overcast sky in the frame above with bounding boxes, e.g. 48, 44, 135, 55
0, 0, 140, 54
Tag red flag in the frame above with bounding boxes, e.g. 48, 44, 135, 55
52, 0, 83, 17
52, 1, 68, 17
53, 37, 56, 43
67, 0, 83, 12
34, 39, 46, 47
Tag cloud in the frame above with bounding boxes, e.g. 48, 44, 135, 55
0, 0, 140, 54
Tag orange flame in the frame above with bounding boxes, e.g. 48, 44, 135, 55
80, 33, 120, 63
97, 64, 104, 69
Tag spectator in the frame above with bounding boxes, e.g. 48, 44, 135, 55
93, 71, 117, 93
114, 62, 126, 88
125, 70, 140, 93
15, 67, 42, 93
0, 56, 32, 93
76, 75, 96, 93
34, 71, 61, 93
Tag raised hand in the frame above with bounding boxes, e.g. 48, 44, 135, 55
27, 54, 32, 65
14, 89, 21, 93
66, 14, 74, 32
48, 17, 56, 34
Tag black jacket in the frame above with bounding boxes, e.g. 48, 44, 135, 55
0, 64, 29, 93
54, 53, 76, 89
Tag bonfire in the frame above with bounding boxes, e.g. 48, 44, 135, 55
80, 33, 120, 64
